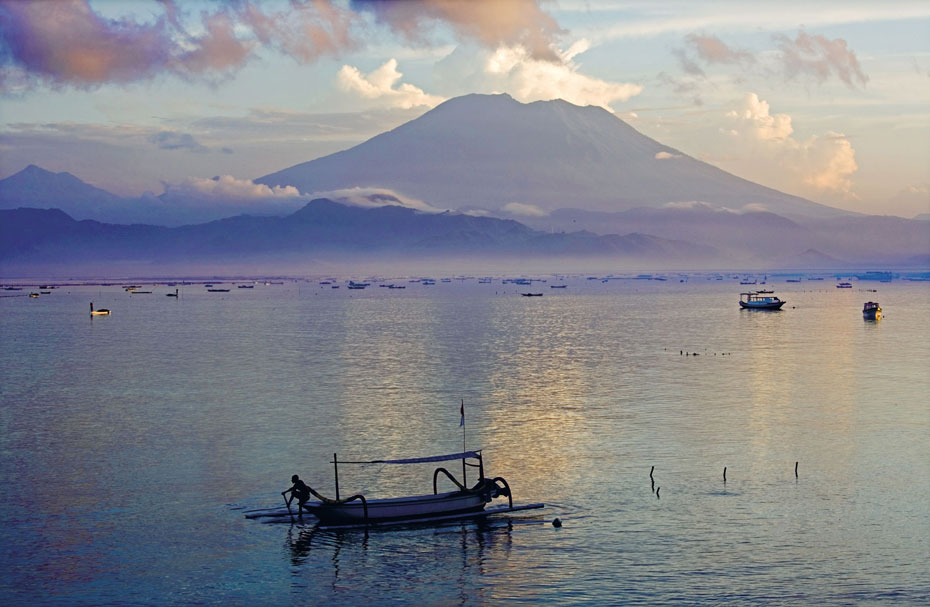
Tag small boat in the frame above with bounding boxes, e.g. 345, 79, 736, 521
836, 282, 853, 288
863, 301, 882, 320
739, 291, 786, 310
90, 302, 110, 316
29, 292, 39, 298
550, 285, 567, 289
208, 288, 230, 292
237, 285, 254, 289
248, 450, 542, 528
521, 293, 543, 297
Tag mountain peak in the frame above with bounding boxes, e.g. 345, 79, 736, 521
257, 93, 846, 219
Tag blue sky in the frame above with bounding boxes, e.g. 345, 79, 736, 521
1, 0, 928, 217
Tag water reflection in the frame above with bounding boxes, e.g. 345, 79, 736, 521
286, 519, 521, 605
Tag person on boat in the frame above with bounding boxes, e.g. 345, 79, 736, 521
282, 475, 312, 515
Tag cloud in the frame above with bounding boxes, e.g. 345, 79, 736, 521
725, 93, 793, 140
719, 93, 858, 197
352, 0, 564, 62
502, 202, 549, 217
435, 41, 641, 111
337, 59, 446, 109
654, 151, 682, 160
0, 0, 570, 90
309, 187, 445, 213
165, 175, 302, 201
148, 131, 209, 152
685, 34, 753, 66
775, 30, 868, 88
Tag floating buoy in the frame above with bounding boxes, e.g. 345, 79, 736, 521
552, 518, 562, 528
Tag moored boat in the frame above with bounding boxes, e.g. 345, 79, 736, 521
863, 301, 882, 320
739, 291, 786, 310
248, 450, 542, 528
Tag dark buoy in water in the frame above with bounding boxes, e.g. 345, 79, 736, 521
723, 466, 727, 483
552, 518, 562, 528
795, 461, 799, 478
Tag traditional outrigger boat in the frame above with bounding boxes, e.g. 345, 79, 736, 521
246, 450, 543, 529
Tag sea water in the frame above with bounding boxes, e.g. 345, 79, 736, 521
1, 277, 928, 605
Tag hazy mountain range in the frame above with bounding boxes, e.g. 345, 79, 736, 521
1, 94, 927, 272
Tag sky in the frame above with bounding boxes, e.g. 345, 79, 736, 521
0, 0, 928, 218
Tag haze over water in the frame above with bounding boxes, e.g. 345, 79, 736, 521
1, 277, 928, 605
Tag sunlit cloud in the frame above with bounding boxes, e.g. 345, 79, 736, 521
502, 202, 549, 217
720, 93, 858, 197
352, 0, 564, 61
337, 59, 446, 109
165, 175, 302, 201
436, 41, 642, 111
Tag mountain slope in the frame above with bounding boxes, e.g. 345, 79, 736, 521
257, 94, 846, 218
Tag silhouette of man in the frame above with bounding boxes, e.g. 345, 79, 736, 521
282, 474, 312, 515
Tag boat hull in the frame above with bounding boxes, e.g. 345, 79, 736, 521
304, 490, 488, 524
739, 301, 785, 310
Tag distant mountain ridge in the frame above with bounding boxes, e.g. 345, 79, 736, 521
258, 94, 846, 219
0, 200, 718, 267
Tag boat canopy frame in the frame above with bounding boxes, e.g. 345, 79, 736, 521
329, 450, 485, 501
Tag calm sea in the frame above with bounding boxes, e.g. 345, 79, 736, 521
1, 276, 928, 606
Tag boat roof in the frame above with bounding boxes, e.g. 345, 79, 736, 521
338, 450, 481, 465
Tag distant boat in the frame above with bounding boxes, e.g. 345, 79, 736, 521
863, 302, 882, 320
29, 292, 39, 298
521, 293, 543, 297
207, 288, 230, 292
237, 285, 254, 289
550, 285, 567, 289
739, 291, 786, 310
388, 285, 406, 289
786, 279, 801, 283
4, 287, 22, 291
836, 282, 853, 288
90, 302, 110, 316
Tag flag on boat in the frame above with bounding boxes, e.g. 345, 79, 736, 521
460, 400, 465, 427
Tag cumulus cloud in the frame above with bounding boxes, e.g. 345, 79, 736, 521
725, 93, 793, 141
775, 30, 868, 88
352, 0, 563, 62
655, 151, 682, 160
337, 59, 445, 109
502, 202, 549, 217
720, 93, 858, 197
435, 41, 641, 111
309, 186, 445, 213
165, 175, 302, 201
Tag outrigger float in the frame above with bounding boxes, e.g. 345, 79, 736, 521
245, 450, 543, 529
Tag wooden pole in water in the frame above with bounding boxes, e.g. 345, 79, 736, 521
333, 452, 340, 501
795, 461, 798, 478
723, 466, 727, 483
461, 399, 467, 487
